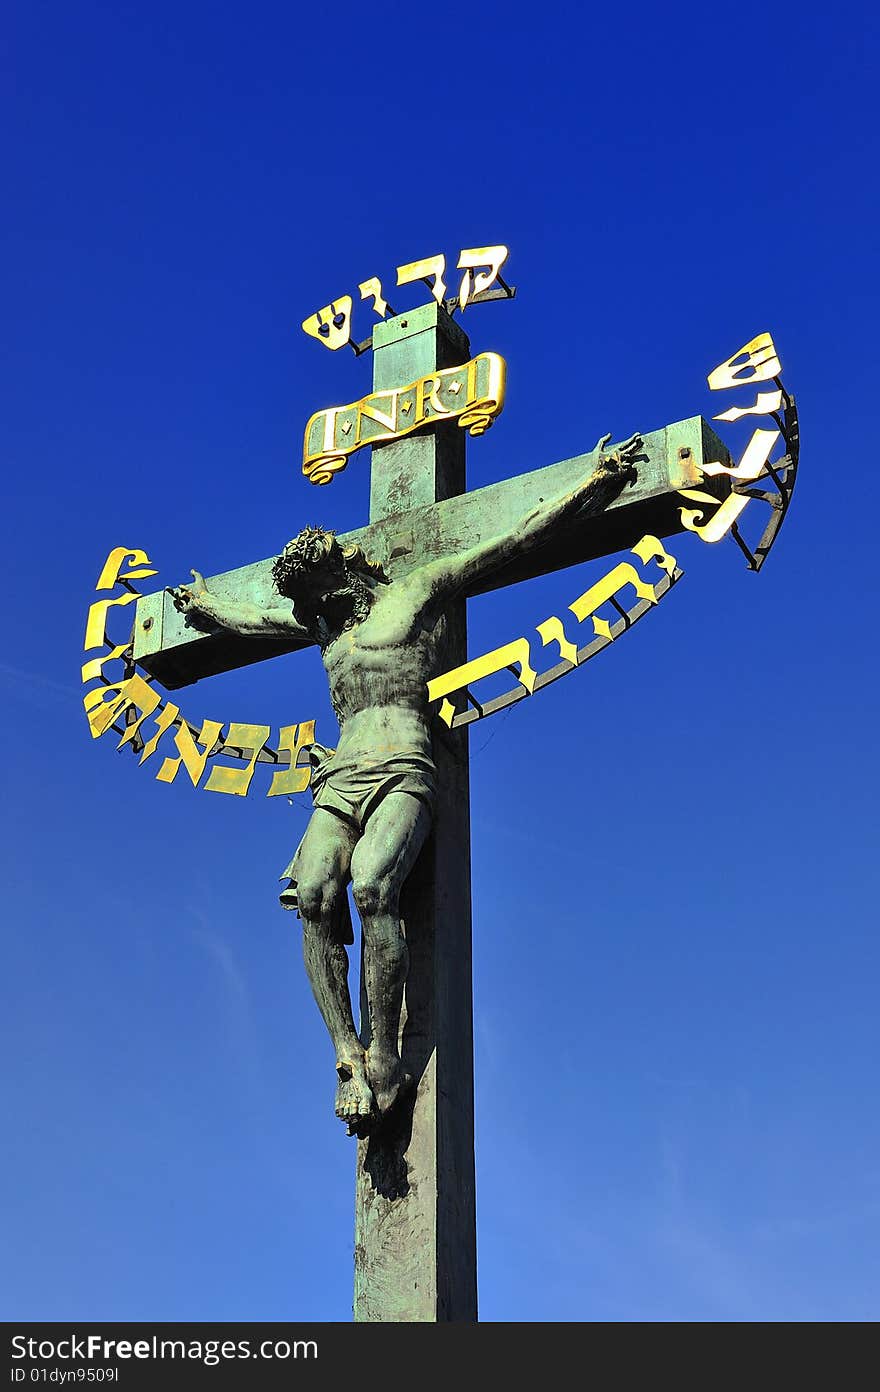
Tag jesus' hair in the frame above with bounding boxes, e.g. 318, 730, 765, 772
272, 526, 388, 598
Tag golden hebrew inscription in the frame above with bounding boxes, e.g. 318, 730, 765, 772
155, 718, 225, 787
427, 639, 538, 729
561, 535, 677, 642
535, 616, 578, 664
678, 488, 751, 544
569, 559, 661, 633
396, 254, 447, 305
84, 593, 139, 651
83, 547, 318, 797
428, 536, 679, 727
84, 673, 162, 746
86, 317, 794, 778
714, 389, 783, 423
630, 534, 678, 577
456, 246, 509, 309
302, 352, 506, 485
302, 244, 515, 351
81, 643, 130, 684
267, 720, 318, 797
701, 427, 781, 481
358, 277, 390, 319
301, 296, 353, 352
676, 333, 793, 552
96, 548, 158, 589
679, 426, 781, 543
204, 722, 271, 796
707, 332, 781, 391
138, 701, 180, 764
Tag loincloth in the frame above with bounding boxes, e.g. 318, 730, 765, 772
279, 745, 437, 926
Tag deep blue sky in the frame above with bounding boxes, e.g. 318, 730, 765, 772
3, 1, 879, 1322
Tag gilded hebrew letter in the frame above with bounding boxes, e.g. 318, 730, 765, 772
155, 718, 225, 787
267, 720, 317, 797
702, 427, 781, 481
678, 490, 751, 543
81, 643, 130, 684
427, 638, 537, 728
679, 428, 781, 543
396, 254, 447, 305
707, 332, 781, 391
84, 593, 139, 651
538, 535, 678, 660
714, 389, 783, 423
456, 245, 509, 310
427, 535, 679, 726
535, 616, 578, 665
358, 277, 390, 319
138, 702, 180, 764
95, 548, 158, 590
301, 296, 354, 352
83, 673, 163, 745
562, 539, 676, 644
569, 560, 661, 640
204, 723, 271, 796
630, 534, 678, 577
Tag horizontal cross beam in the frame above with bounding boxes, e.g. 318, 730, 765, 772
132, 415, 730, 689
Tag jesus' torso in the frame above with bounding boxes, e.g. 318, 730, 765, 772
318, 575, 439, 765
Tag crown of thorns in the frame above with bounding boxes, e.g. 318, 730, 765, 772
272, 526, 388, 594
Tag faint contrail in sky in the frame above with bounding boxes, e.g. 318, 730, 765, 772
0, 662, 79, 702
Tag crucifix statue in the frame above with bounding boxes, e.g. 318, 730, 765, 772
170, 432, 640, 1130
129, 287, 769, 1321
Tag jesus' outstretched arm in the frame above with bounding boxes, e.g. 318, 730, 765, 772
168, 570, 308, 638
420, 431, 642, 604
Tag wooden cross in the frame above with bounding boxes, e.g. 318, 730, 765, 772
133, 301, 731, 1322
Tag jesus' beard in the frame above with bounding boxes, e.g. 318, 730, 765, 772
292, 571, 374, 647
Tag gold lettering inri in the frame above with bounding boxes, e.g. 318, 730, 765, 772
302, 352, 506, 485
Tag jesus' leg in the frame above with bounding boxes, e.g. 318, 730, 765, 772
350, 791, 433, 1116
292, 809, 374, 1129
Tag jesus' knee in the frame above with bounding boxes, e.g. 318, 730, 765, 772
352, 871, 397, 923
297, 873, 343, 932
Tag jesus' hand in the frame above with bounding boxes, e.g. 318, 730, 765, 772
592, 430, 642, 482
168, 569, 215, 624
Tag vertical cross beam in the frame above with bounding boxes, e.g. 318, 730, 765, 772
353, 303, 477, 1322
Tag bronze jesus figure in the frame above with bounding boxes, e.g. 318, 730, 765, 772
171, 433, 640, 1133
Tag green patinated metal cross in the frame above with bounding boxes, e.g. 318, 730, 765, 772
133, 302, 731, 1322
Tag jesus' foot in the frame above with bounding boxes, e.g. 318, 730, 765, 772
365, 1048, 412, 1117
335, 1056, 376, 1135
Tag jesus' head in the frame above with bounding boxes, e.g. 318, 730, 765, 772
271, 526, 388, 642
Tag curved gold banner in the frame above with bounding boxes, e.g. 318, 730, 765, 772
676, 330, 799, 569
82, 549, 318, 798
427, 535, 682, 730
303, 351, 506, 485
